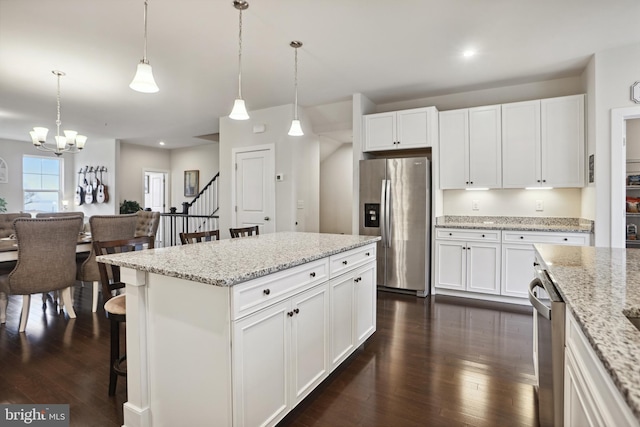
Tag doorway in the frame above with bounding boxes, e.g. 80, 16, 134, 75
144, 170, 168, 245
232, 145, 275, 233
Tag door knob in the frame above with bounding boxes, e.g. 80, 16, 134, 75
264, 216, 270, 221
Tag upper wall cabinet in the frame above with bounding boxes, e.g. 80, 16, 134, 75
363, 106, 437, 152
502, 94, 585, 188
439, 105, 502, 189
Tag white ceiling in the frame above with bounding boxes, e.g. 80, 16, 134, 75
1, 0, 639, 150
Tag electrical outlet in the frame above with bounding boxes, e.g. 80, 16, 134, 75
472, 200, 479, 211
536, 200, 544, 211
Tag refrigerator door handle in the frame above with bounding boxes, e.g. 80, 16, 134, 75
385, 179, 392, 248
380, 180, 387, 246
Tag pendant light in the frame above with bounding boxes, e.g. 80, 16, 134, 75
288, 41, 303, 136
29, 71, 87, 156
229, 0, 250, 120
130, 0, 159, 93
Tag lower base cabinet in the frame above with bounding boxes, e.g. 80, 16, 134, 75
233, 245, 376, 427
233, 284, 329, 427
564, 311, 639, 427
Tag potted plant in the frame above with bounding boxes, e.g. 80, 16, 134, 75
0, 197, 6, 213
119, 200, 141, 214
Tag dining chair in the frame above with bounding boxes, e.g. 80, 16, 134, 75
134, 210, 160, 238
35, 212, 85, 220
77, 214, 138, 312
94, 235, 155, 395
0, 213, 31, 238
180, 229, 220, 244
0, 216, 83, 332
229, 225, 259, 238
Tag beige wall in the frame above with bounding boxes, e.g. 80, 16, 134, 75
320, 144, 353, 234
219, 104, 319, 237
170, 143, 219, 209
74, 138, 119, 216
119, 142, 171, 210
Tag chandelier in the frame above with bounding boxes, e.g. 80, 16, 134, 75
29, 70, 87, 156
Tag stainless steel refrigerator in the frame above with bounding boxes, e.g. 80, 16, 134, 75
359, 157, 431, 297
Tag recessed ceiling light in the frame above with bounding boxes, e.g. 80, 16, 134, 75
159, 141, 165, 146
463, 49, 476, 58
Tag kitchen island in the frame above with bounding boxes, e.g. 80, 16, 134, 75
97, 232, 379, 427
535, 244, 640, 426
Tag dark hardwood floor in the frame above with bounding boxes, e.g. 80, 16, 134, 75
0, 285, 537, 427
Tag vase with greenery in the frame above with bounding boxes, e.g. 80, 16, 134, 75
0, 197, 6, 213
119, 200, 141, 214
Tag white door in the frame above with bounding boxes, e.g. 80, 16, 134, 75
434, 240, 466, 290
439, 109, 469, 189
501, 243, 536, 298
364, 112, 396, 151
234, 146, 275, 233
502, 100, 541, 188
354, 264, 376, 346
145, 172, 166, 212
397, 108, 429, 149
468, 105, 502, 188
466, 242, 501, 295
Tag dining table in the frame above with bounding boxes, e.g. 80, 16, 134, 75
0, 232, 92, 262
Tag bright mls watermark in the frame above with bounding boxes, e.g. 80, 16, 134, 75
0, 405, 69, 426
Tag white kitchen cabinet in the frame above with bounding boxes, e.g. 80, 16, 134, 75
439, 105, 502, 189
329, 262, 376, 369
435, 229, 501, 295
502, 95, 584, 188
564, 311, 639, 427
501, 231, 590, 298
363, 106, 437, 152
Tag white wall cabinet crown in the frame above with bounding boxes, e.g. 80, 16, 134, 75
363, 106, 437, 152
439, 105, 502, 189
502, 94, 585, 188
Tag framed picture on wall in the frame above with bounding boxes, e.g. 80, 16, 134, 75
184, 170, 199, 197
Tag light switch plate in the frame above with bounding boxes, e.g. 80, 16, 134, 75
536, 200, 544, 211
472, 200, 479, 211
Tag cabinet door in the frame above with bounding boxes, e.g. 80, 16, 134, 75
397, 108, 429, 149
364, 112, 396, 152
435, 240, 466, 290
541, 95, 584, 187
501, 244, 536, 298
466, 242, 500, 295
439, 109, 469, 189
290, 285, 329, 405
565, 350, 599, 427
502, 100, 541, 188
233, 301, 290, 427
469, 105, 502, 188
329, 274, 355, 368
354, 264, 376, 346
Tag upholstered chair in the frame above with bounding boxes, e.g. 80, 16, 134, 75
229, 225, 259, 238
77, 214, 138, 312
0, 216, 83, 332
0, 213, 30, 238
35, 212, 85, 220
135, 210, 160, 237
179, 229, 220, 244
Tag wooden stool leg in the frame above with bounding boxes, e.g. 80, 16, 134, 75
109, 317, 119, 396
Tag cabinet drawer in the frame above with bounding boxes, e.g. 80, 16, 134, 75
502, 231, 589, 246
329, 244, 376, 278
436, 228, 500, 242
232, 258, 329, 320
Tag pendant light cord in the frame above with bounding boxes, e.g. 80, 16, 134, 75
143, 0, 149, 63
56, 73, 62, 140
293, 47, 298, 120
237, 7, 243, 98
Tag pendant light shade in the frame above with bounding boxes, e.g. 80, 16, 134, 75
288, 119, 303, 136
130, 0, 159, 93
230, 1, 249, 120
288, 41, 304, 136
130, 61, 159, 93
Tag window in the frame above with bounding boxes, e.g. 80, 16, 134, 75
23, 155, 63, 213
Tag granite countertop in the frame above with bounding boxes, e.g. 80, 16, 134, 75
97, 232, 380, 287
436, 215, 593, 233
534, 244, 640, 420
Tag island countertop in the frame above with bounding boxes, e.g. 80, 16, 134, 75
97, 232, 380, 287
534, 244, 640, 420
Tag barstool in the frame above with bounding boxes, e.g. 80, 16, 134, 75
94, 235, 155, 395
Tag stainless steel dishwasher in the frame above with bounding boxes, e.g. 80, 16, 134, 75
529, 260, 565, 427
